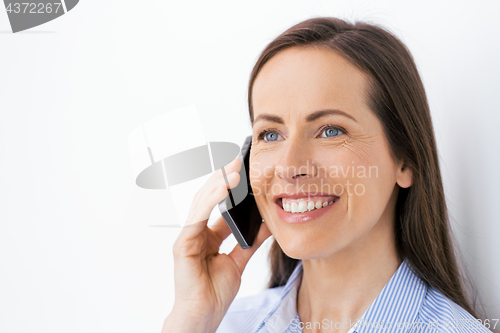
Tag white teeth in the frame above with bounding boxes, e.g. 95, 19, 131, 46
281, 198, 337, 213
298, 201, 307, 213
315, 200, 322, 209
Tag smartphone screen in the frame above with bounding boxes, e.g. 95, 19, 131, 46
218, 136, 262, 249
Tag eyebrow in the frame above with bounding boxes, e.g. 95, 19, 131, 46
253, 109, 357, 125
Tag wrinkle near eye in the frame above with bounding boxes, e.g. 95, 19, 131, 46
339, 138, 375, 167
251, 145, 274, 159
318, 138, 349, 149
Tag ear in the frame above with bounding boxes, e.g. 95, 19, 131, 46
396, 161, 413, 188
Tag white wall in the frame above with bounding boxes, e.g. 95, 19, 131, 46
0, 0, 498, 332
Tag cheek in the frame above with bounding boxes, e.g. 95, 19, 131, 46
335, 139, 397, 223
249, 169, 266, 200
249, 154, 271, 197
249, 153, 275, 217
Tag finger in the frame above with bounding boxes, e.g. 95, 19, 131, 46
228, 221, 273, 275
185, 172, 240, 228
204, 157, 242, 190
178, 158, 242, 241
209, 215, 232, 245
191, 159, 242, 213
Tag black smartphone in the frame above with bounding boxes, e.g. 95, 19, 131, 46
218, 135, 262, 249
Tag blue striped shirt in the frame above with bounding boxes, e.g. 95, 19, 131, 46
216, 258, 491, 333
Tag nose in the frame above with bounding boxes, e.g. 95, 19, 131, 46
275, 138, 318, 182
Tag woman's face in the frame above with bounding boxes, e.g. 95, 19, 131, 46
250, 46, 412, 259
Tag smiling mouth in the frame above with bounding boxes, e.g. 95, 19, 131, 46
276, 196, 340, 213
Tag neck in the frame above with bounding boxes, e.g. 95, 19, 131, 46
296, 198, 402, 332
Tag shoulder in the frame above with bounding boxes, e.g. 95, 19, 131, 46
412, 285, 492, 333
215, 286, 285, 333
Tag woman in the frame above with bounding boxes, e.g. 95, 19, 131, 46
161, 17, 490, 333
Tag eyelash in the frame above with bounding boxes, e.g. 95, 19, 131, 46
257, 124, 347, 141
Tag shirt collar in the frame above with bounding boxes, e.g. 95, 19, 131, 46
355, 258, 427, 333
260, 257, 428, 333
262, 260, 304, 333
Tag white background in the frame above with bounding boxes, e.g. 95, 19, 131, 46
1, 0, 499, 332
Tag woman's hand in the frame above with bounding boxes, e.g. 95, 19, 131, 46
161, 157, 272, 333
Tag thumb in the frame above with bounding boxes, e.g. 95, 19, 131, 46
228, 221, 272, 275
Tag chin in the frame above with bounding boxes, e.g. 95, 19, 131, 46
275, 231, 334, 260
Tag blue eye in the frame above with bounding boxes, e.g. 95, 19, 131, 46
257, 130, 283, 142
321, 127, 343, 138
263, 131, 282, 141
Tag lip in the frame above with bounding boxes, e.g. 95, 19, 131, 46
272, 192, 339, 202
274, 193, 340, 224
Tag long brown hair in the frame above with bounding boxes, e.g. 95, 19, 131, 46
247, 17, 484, 320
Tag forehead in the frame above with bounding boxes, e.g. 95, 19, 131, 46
252, 46, 369, 120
